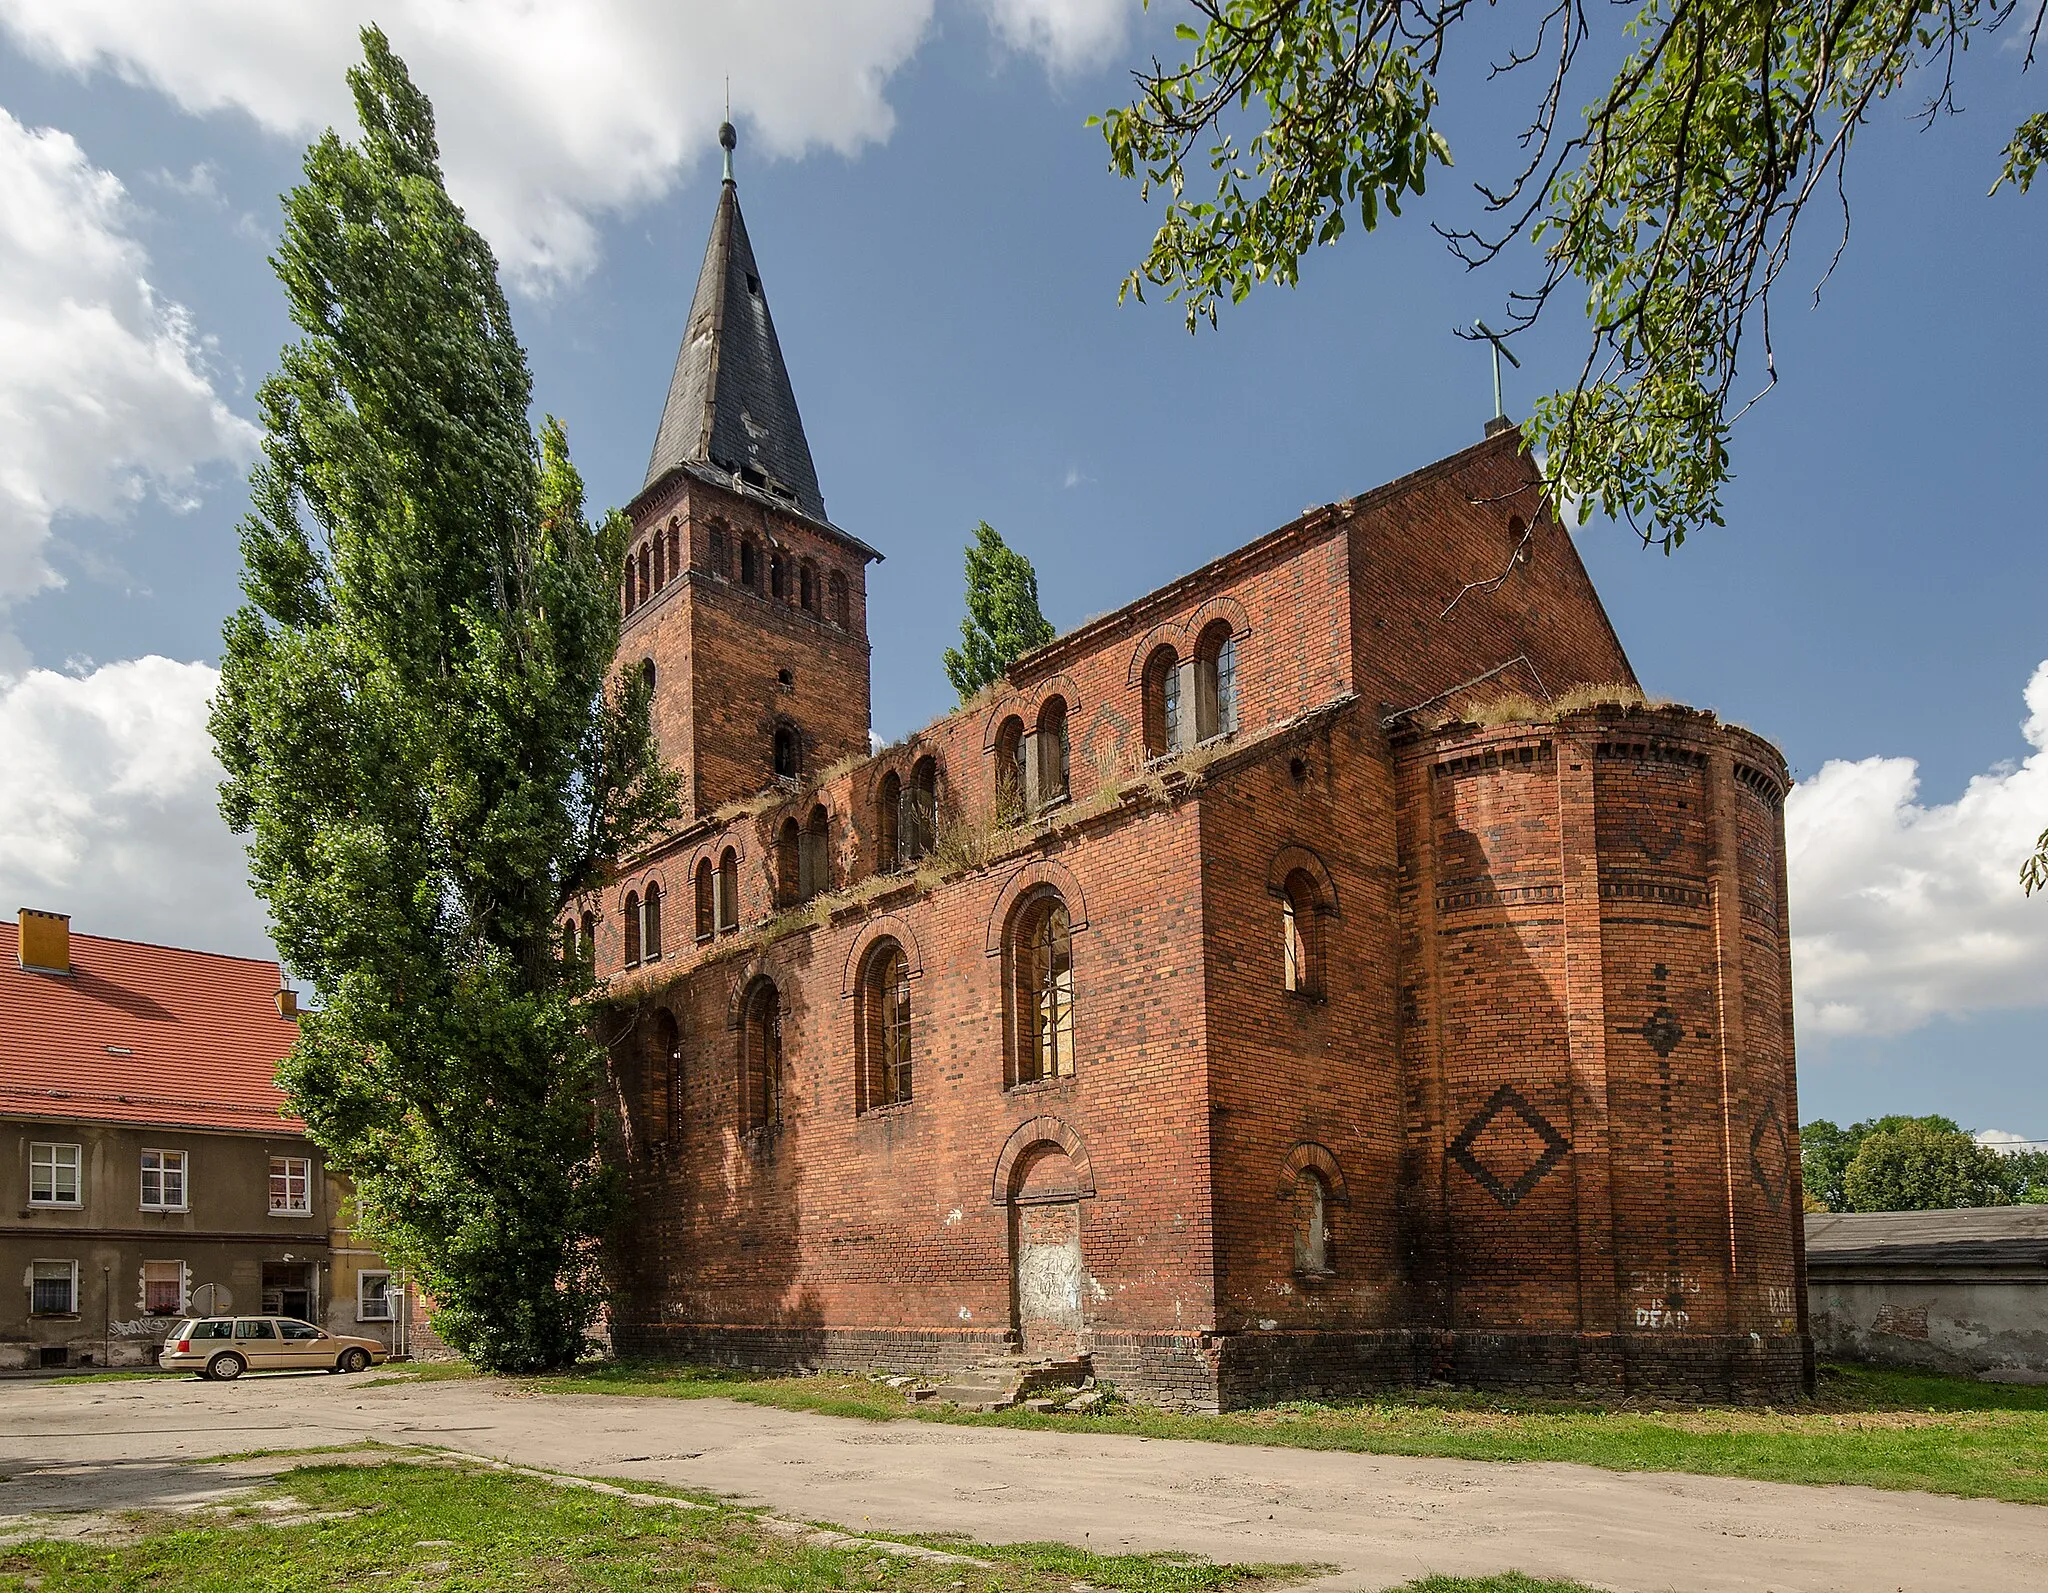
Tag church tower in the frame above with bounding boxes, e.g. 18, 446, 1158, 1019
618, 122, 881, 817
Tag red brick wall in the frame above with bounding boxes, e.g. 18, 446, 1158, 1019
1391, 709, 1805, 1364
605, 802, 1219, 1351
1197, 711, 1408, 1335
1348, 431, 1636, 716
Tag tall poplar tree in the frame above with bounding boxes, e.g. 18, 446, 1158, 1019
943, 522, 1058, 700
210, 28, 678, 1372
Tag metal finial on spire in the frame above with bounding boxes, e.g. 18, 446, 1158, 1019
719, 77, 735, 182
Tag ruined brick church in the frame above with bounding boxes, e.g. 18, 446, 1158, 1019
581, 130, 1811, 1409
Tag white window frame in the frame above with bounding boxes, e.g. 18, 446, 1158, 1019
141, 1259, 187, 1316
268, 1155, 312, 1216
29, 1142, 81, 1206
357, 1269, 394, 1322
140, 1148, 188, 1212
30, 1259, 79, 1315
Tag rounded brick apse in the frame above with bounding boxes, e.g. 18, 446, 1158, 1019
1390, 704, 1808, 1400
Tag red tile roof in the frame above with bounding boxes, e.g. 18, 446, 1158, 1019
2, 926, 303, 1133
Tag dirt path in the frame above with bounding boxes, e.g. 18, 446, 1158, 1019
4, 1373, 2043, 1592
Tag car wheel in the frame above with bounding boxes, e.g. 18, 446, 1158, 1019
207, 1352, 246, 1381
338, 1347, 371, 1374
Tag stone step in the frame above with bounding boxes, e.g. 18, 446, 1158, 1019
913, 1353, 1093, 1411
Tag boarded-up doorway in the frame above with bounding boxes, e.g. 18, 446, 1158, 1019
1009, 1145, 1084, 1354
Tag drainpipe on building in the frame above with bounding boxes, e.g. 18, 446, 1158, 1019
102, 1266, 111, 1369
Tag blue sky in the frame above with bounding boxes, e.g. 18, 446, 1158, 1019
0, 2, 2042, 1143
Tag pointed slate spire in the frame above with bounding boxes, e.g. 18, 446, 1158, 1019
644, 123, 827, 522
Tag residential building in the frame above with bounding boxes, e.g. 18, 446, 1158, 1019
2, 910, 411, 1370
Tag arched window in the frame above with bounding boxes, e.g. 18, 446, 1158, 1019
639, 657, 655, 697
652, 532, 666, 591
994, 716, 1026, 815
800, 559, 817, 613
773, 722, 802, 780
875, 770, 901, 872
623, 563, 636, 615
1011, 892, 1074, 1086
1142, 645, 1180, 758
642, 881, 663, 962
776, 817, 802, 907
861, 940, 913, 1110
1294, 1170, 1332, 1275
1281, 868, 1324, 998
903, 756, 938, 862
560, 919, 576, 964
694, 859, 715, 942
639, 544, 652, 606
828, 570, 849, 628
623, 891, 642, 966
742, 981, 783, 1132
1036, 697, 1070, 806
770, 552, 787, 601
1195, 620, 1238, 740
740, 537, 759, 589
648, 1009, 679, 1145
801, 804, 830, 898
708, 524, 730, 577
717, 847, 739, 931
667, 520, 682, 582
579, 911, 595, 963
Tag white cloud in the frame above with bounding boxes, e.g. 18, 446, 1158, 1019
984, 0, 1137, 72
0, 0, 1135, 293
1977, 1130, 2037, 1155
0, 107, 258, 653
0, 656, 271, 958
1787, 659, 2048, 1038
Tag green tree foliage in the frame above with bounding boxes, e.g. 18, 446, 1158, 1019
209, 29, 678, 1372
942, 522, 1057, 700
1842, 1119, 2011, 1210
1098, 1, 2043, 552
1807, 1115, 2048, 1209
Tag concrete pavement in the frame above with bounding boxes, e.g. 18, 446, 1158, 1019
4, 1372, 2044, 1591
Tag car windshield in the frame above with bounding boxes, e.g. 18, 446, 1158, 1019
168, 1320, 195, 1340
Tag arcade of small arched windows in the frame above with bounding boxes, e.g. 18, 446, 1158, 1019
1139, 620, 1240, 761
621, 516, 857, 632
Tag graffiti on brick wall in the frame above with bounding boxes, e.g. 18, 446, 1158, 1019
1629, 1270, 1704, 1330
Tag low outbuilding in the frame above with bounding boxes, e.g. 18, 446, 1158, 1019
1805, 1207, 2048, 1382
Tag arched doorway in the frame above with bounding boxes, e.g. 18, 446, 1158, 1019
1008, 1143, 1085, 1355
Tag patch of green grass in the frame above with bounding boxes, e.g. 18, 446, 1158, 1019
500, 1360, 2048, 1507
0, 1460, 1299, 1593
37, 1369, 176, 1385
359, 1360, 477, 1387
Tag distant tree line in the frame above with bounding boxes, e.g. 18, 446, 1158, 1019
1802, 1116, 2048, 1213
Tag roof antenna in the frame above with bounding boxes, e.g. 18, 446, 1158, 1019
720, 78, 736, 183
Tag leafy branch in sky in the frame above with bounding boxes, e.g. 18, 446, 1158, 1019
1098, 0, 2043, 552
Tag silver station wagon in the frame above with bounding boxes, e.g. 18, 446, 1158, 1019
159, 1316, 389, 1379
